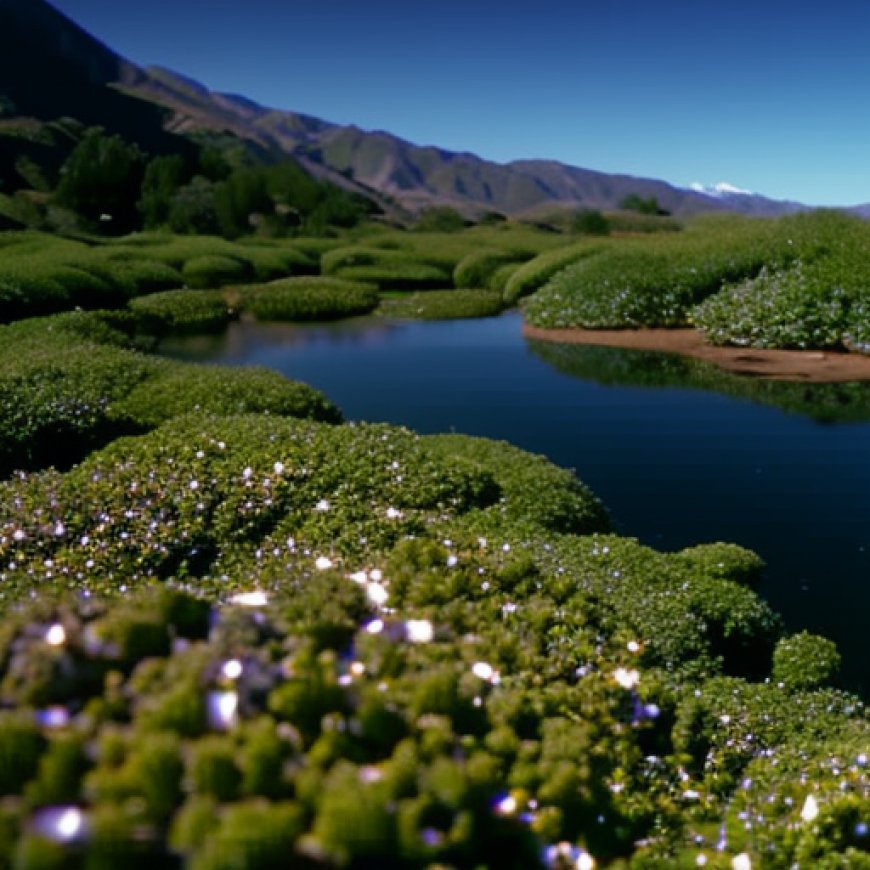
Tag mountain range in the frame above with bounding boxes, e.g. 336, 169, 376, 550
0, 0, 833, 221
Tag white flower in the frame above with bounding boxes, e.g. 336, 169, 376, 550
222, 659, 243, 680
315, 556, 333, 571
800, 794, 819, 822
732, 854, 752, 870
627, 640, 641, 653
314, 499, 330, 512
405, 619, 434, 643
229, 591, 268, 607
385, 507, 403, 520
45, 624, 66, 646
242, 467, 253, 480
273, 461, 285, 475
366, 582, 389, 606
472, 661, 500, 683
613, 667, 640, 689
348, 570, 368, 585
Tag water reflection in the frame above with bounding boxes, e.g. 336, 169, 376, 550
528, 340, 870, 424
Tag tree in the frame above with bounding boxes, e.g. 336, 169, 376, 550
571, 209, 610, 235
55, 128, 144, 232
138, 154, 188, 228
168, 177, 220, 235
619, 193, 668, 216
414, 206, 467, 232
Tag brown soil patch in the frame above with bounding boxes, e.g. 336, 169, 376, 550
522, 325, 870, 382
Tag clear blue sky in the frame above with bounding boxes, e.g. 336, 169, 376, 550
49, 0, 870, 206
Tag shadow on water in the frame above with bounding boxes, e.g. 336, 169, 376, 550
527, 339, 870, 424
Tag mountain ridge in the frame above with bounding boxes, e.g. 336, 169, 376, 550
0, 0, 856, 220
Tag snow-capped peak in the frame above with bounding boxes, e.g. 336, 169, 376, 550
689, 181, 754, 197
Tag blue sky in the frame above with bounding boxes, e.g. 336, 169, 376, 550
49, 0, 870, 206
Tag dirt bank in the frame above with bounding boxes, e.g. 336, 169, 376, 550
522, 325, 870, 382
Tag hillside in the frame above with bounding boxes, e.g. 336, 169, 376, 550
0, 0, 814, 221
126, 66, 806, 219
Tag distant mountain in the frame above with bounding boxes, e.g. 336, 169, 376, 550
120, 66, 809, 219
1, 0, 817, 220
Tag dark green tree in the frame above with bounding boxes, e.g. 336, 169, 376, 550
214, 168, 272, 237
138, 154, 188, 229
55, 128, 145, 232
619, 193, 667, 216
168, 176, 220, 235
571, 209, 611, 235
414, 206, 467, 232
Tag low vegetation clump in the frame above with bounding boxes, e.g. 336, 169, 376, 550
524, 209, 870, 355
241, 276, 380, 322
379, 289, 506, 320
321, 246, 450, 290
525, 218, 786, 330
452, 249, 531, 290
181, 255, 251, 290
502, 239, 608, 304
128, 289, 235, 335
0, 313, 340, 475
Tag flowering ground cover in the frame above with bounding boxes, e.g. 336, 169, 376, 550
0, 309, 867, 867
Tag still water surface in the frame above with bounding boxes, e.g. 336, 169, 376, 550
162, 312, 870, 690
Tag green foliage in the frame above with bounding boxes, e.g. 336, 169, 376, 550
525, 216, 786, 329
138, 154, 188, 229
128, 289, 233, 334
167, 176, 221, 235
0, 313, 340, 475
571, 209, 610, 235
322, 245, 450, 290
379, 289, 506, 320
54, 129, 145, 233
414, 206, 468, 232
619, 193, 666, 215
502, 239, 607, 304
772, 632, 842, 690
241, 276, 379, 321
114, 362, 342, 427
182, 255, 251, 289
453, 248, 531, 289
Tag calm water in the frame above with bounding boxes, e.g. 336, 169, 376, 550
162, 311, 870, 690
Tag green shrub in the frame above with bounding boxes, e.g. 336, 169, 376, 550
673, 542, 766, 588
334, 261, 450, 290
693, 261, 854, 350
182, 255, 251, 289
379, 289, 506, 320
114, 362, 342, 427
128, 289, 233, 335
453, 249, 530, 289
772, 632, 841, 690
242, 276, 379, 321
236, 244, 314, 281
525, 216, 787, 329
190, 802, 306, 870
0, 337, 151, 475
502, 239, 607, 304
